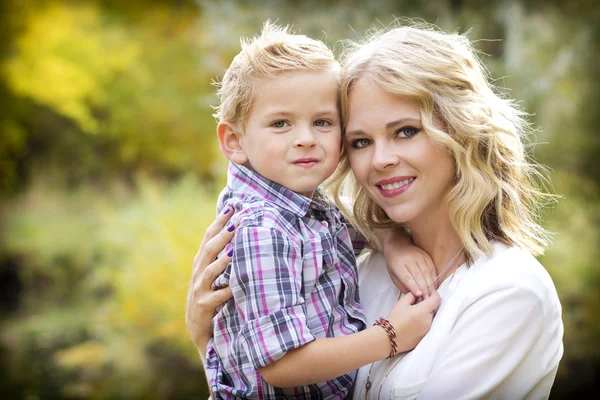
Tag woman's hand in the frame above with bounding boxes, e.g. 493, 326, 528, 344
386, 291, 441, 354
185, 206, 236, 358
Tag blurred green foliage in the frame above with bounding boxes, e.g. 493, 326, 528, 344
0, 0, 599, 398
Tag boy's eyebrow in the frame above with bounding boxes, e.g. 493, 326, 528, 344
264, 110, 293, 118
263, 108, 339, 118
314, 108, 339, 117
345, 118, 421, 137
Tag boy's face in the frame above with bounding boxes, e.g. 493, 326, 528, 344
239, 69, 341, 197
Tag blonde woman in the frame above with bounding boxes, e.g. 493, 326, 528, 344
188, 23, 564, 399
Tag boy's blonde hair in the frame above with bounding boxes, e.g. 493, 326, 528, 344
330, 22, 555, 260
213, 21, 340, 131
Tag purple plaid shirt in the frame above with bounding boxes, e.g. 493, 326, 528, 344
205, 162, 367, 400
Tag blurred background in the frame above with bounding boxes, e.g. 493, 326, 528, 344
0, 0, 598, 398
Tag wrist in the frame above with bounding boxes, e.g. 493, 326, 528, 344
373, 317, 399, 359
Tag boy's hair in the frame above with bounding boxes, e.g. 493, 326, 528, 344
213, 21, 340, 132
330, 21, 555, 260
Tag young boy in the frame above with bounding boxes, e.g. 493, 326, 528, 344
205, 22, 439, 399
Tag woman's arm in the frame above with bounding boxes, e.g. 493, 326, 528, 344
185, 206, 235, 362
259, 291, 440, 388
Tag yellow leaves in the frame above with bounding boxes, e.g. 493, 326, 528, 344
2, 1, 140, 133
54, 340, 107, 369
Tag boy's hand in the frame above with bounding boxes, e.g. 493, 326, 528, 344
386, 291, 441, 353
383, 231, 437, 298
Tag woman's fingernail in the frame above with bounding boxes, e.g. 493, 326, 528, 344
227, 249, 233, 257
227, 223, 235, 232
223, 206, 231, 215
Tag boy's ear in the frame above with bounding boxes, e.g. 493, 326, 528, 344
217, 121, 248, 165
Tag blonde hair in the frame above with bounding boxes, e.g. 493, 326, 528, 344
330, 21, 554, 259
213, 21, 340, 131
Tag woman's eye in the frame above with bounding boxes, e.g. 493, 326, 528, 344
314, 119, 331, 127
397, 126, 420, 138
351, 138, 371, 149
271, 120, 289, 128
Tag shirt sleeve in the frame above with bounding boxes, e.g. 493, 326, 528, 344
230, 225, 315, 370
418, 283, 555, 399
337, 211, 369, 256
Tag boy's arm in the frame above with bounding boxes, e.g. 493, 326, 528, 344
377, 228, 437, 298
342, 212, 435, 297
230, 225, 318, 372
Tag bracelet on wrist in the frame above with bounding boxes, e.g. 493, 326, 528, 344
374, 317, 398, 359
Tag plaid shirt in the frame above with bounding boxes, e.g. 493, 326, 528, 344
205, 162, 367, 400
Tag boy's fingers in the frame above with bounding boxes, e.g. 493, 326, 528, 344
399, 267, 423, 298
417, 260, 433, 297
406, 262, 429, 297
422, 256, 437, 290
389, 274, 409, 295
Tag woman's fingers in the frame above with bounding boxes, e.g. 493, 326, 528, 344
192, 213, 236, 282
196, 252, 233, 292
200, 205, 235, 249
399, 291, 417, 305
416, 290, 441, 314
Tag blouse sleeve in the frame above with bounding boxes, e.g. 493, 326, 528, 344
418, 281, 560, 399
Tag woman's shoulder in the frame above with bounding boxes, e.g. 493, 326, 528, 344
466, 243, 561, 312
357, 251, 397, 296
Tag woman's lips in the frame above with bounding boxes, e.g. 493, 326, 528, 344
376, 177, 415, 197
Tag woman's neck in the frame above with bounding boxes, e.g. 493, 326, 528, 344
408, 212, 463, 278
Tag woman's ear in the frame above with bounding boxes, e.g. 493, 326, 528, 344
217, 121, 248, 165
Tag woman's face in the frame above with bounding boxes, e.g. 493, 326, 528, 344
344, 79, 456, 227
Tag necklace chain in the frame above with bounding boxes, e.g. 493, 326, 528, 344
364, 247, 464, 399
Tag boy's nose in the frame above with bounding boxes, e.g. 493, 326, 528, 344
294, 127, 317, 148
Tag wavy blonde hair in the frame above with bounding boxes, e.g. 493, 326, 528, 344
213, 21, 339, 132
329, 22, 554, 259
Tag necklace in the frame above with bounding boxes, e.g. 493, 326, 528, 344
428, 247, 464, 289
364, 247, 464, 399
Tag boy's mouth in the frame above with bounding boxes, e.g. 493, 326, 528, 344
293, 158, 319, 167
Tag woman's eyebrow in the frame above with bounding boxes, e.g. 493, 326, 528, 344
344, 129, 364, 137
385, 118, 421, 129
346, 117, 422, 137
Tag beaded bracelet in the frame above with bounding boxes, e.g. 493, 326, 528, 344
374, 317, 398, 359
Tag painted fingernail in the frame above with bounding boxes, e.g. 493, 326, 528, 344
223, 206, 231, 215
227, 249, 233, 257
227, 223, 235, 232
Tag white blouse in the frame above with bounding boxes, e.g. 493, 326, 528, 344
353, 243, 564, 400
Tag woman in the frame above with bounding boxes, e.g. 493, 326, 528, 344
187, 23, 564, 399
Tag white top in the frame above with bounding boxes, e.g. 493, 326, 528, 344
353, 243, 564, 400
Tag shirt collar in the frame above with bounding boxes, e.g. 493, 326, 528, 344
226, 162, 328, 217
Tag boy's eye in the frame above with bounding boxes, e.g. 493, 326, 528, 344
271, 120, 289, 128
314, 119, 331, 127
